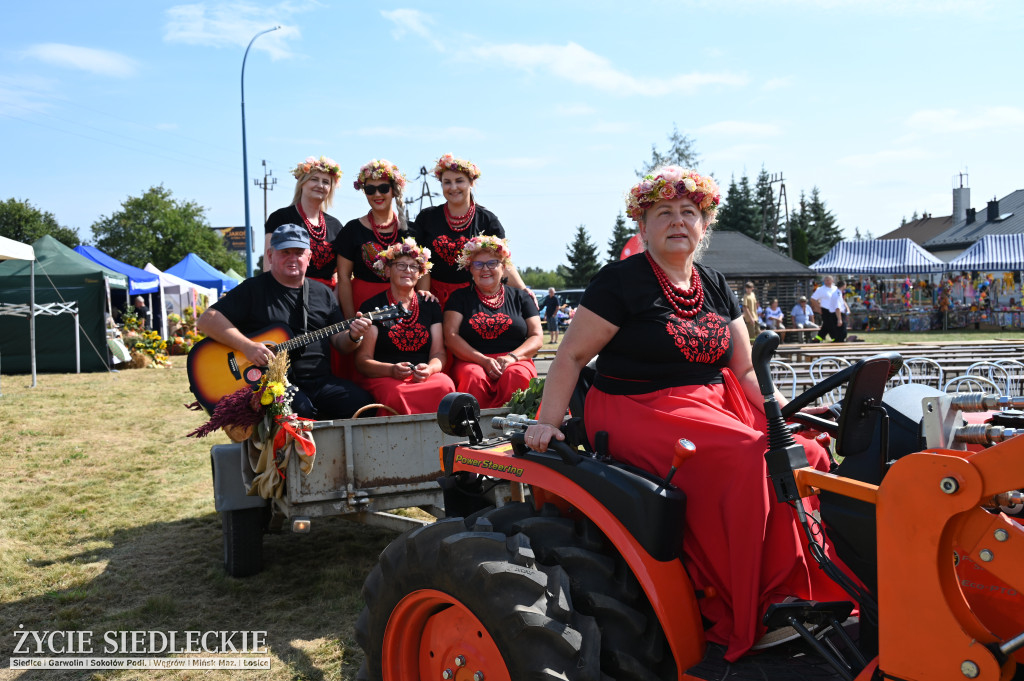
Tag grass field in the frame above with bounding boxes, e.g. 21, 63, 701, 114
0, 363, 395, 680
1, 327, 1019, 679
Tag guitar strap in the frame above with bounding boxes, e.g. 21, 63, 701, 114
301, 279, 309, 334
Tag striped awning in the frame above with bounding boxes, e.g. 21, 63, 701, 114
810, 238, 946, 275
944, 234, 1024, 272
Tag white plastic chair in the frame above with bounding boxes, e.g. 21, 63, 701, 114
994, 359, 1024, 395
770, 359, 798, 400
886, 363, 912, 389
809, 356, 852, 404
964, 361, 1011, 395
903, 357, 944, 389
943, 374, 1001, 395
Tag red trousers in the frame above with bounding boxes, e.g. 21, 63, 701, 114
584, 369, 850, 661
355, 372, 456, 415
451, 354, 536, 409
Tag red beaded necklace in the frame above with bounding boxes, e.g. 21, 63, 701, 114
444, 202, 476, 232
367, 211, 399, 246
645, 252, 704, 319
475, 284, 505, 310
296, 203, 326, 242
387, 288, 419, 326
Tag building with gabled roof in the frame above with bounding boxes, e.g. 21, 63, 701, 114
924, 189, 1024, 261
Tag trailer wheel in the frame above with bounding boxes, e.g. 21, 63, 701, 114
356, 516, 603, 681
222, 507, 265, 578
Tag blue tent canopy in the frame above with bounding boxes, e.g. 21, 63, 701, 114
165, 253, 237, 295
944, 234, 1024, 272
74, 244, 160, 295
810, 238, 946, 275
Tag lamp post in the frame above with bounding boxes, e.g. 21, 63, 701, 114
241, 25, 281, 278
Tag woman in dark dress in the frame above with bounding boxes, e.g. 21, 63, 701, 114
443, 236, 542, 408
354, 239, 455, 415
335, 159, 410, 319
524, 166, 850, 661
265, 155, 343, 288
412, 153, 529, 307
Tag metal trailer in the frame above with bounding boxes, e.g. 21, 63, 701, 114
210, 407, 510, 577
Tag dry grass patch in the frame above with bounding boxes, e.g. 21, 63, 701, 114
0, 364, 398, 680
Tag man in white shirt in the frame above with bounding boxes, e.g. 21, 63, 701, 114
790, 295, 819, 342
811, 275, 846, 342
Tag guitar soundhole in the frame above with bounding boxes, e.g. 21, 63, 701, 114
244, 366, 265, 386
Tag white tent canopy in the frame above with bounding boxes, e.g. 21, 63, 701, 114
0, 236, 37, 393
944, 234, 1024, 272
810, 238, 947, 275
144, 263, 217, 337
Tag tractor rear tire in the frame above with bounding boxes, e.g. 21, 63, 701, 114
222, 507, 265, 578
356, 515, 604, 681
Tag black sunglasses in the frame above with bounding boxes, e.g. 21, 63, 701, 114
364, 183, 392, 195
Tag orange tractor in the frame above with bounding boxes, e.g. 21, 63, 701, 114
356, 332, 1024, 680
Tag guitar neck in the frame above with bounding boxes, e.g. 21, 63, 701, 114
275, 319, 352, 354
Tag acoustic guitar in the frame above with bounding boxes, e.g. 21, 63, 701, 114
186, 305, 406, 414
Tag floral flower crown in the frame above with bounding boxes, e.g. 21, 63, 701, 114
292, 155, 342, 181
456, 235, 511, 270
354, 159, 407, 191
373, 237, 432, 275
626, 166, 721, 222
433, 153, 481, 181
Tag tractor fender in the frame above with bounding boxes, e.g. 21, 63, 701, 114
211, 443, 268, 513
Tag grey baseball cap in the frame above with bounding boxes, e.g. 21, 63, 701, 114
270, 223, 310, 250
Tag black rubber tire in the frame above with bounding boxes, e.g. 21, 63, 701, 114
356, 515, 604, 681
477, 503, 675, 681
222, 507, 266, 578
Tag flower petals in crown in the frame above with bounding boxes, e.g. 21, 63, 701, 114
456, 235, 511, 271
373, 237, 432, 274
353, 159, 408, 191
625, 166, 720, 222
292, 155, 342, 181
432, 153, 481, 181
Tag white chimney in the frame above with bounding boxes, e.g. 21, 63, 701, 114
952, 172, 970, 224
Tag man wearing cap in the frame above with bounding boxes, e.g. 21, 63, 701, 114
790, 295, 818, 343
197, 223, 373, 419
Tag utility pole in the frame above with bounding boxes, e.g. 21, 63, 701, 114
759, 172, 790, 256
253, 159, 277, 225
404, 166, 440, 221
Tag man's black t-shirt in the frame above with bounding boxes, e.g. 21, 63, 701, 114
209, 273, 342, 384
265, 205, 343, 281
333, 219, 411, 283
359, 291, 442, 365
445, 285, 539, 355
581, 256, 741, 394
543, 294, 559, 318
411, 204, 504, 284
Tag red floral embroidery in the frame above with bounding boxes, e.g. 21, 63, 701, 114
665, 311, 731, 364
433, 234, 468, 266
310, 237, 334, 273
361, 242, 386, 279
469, 312, 513, 340
388, 322, 429, 352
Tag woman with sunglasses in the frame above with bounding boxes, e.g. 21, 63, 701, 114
354, 239, 455, 415
443, 236, 542, 408
334, 159, 411, 319
265, 155, 343, 287
413, 153, 530, 308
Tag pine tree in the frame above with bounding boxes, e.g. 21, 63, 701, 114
637, 125, 699, 176
716, 173, 760, 240
564, 225, 601, 287
789, 191, 810, 264
754, 167, 781, 249
606, 212, 634, 263
804, 187, 843, 263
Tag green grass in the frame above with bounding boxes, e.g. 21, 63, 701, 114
0, 364, 397, 680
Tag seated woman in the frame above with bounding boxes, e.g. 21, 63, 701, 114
524, 166, 849, 661
443, 236, 542, 408
765, 298, 785, 330
354, 239, 455, 415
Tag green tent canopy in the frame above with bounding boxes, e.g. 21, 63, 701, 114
0, 235, 127, 373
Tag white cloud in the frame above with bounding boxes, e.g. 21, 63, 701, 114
838, 147, 934, 168
470, 41, 746, 96
554, 103, 595, 116
353, 125, 485, 141
0, 75, 58, 115
164, 3, 306, 59
762, 76, 793, 91
589, 121, 633, 134
905, 107, 1024, 134
380, 9, 444, 51
697, 121, 782, 137
21, 44, 139, 78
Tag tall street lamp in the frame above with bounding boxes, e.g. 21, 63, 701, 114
241, 25, 281, 278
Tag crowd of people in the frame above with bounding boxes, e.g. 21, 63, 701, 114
197, 154, 539, 421
741, 275, 852, 342
197, 155, 855, 662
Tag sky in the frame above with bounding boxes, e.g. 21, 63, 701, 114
2, 0, 1023, 272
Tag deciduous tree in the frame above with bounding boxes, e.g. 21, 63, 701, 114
637, 125, 699, 176
0, 198, 80, 247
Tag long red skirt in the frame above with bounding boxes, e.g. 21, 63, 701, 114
333, 278, 392, 380
451, 354, 536, 409
429, 279, 470, 310
355, 372, 456, 415
584, 368, 850, 662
